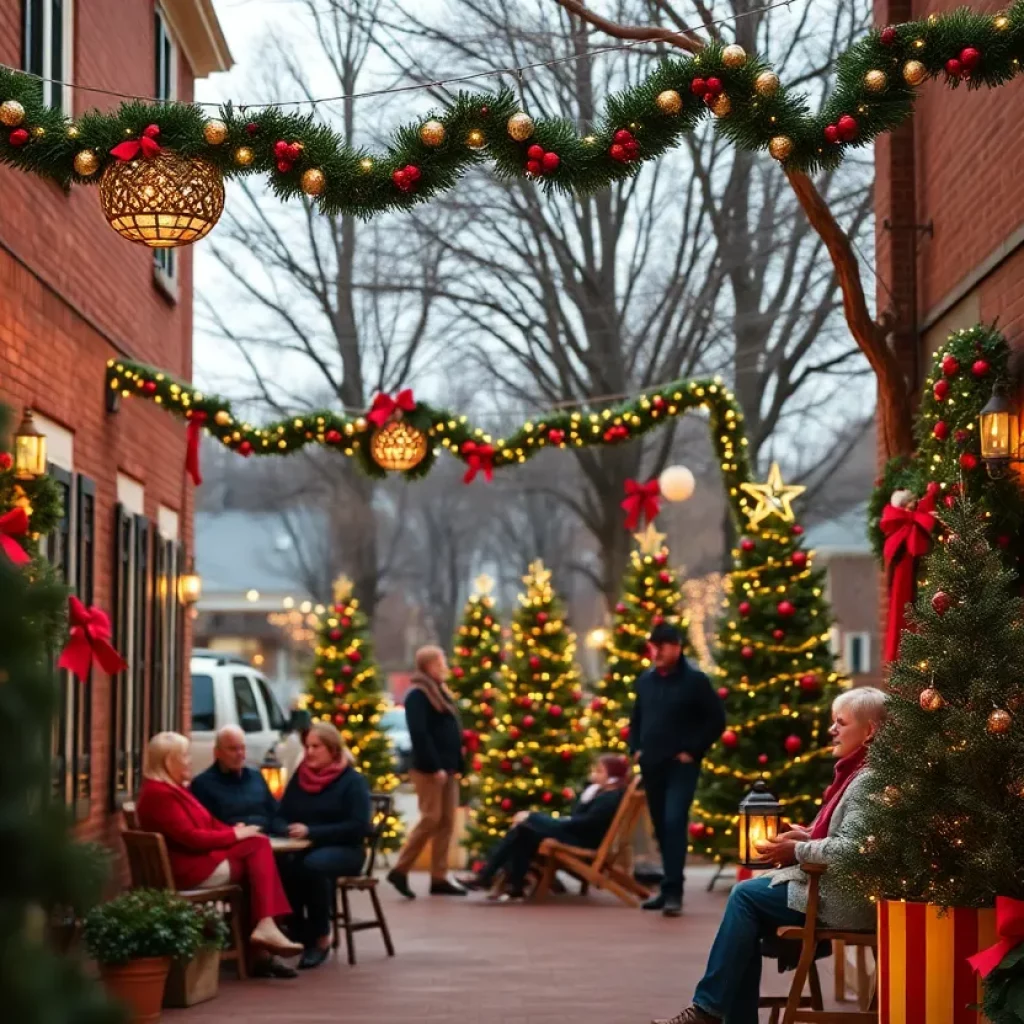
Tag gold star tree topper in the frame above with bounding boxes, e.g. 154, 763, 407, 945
332, 575, 354, 603
473, 573, 495, 595
634, 522, 666, 555
526, 560, 552, 587
739, 462, 806, 528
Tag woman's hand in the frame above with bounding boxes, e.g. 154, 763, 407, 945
288, 823, 310, 839
512, 811, 529, 827
756, 838, 799, 867
774, 828, 811, 843
233, 824, 262, 840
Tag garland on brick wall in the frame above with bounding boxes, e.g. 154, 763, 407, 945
0, 4, 1022, 230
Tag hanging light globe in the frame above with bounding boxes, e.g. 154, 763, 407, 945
370, 419, 428, 472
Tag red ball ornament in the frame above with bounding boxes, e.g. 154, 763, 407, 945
523, 715, 535, 728
529, 655, 541, 669
525, 159, 542, 175
245, 122, 259, 135
926, 481, 942, 497
960, 47, 981, 71
721, 730, 739, 749
837, 114, 858, 141
945, 58, 962, 77
501, 798, 513, 811
537, 612, 549, 624
791, 524, 804, 536
571, 689, 582, 703
741, 538, 756, 552
590, 697, 604, 711
652, 395, 665, 409
613, 129, 633, 145
689, 821, 707, 839
334, 713, 346, 726
549, 705, 563, 717
799, 673, 820, 692
472, 756, 483, 772
329, 628, 342, 641
561, 749, 573, 761
238, 440, 253, 456
931, 590, 952, 616
658, 570, 672, 584
941, 355, 960, 377
717, 687, 729, 699
509, 727, 520, 740
619, 726, 630, 741
0, 452, 10, 471
340, 665, 352, 676
960, 452, 978, 471
562, 787, 574, 799
9, 128, 28, 147
143, 380, 158, 394
741, 646, 755, 660
541, 151, 560, 173
784, 735, 803, 755
772, 629, 785, 641
548, 428, 565, 445
933, 379, 950, 401
500, 759, 512, 772
933, 420, 949, 441
609, 143, 626, 162
777, 600, 796, 618
705, 77, 723, 95
792, 551, 808, 568
542, 792, 553, 804
615, 602, 628, 614
527, 144, 544, 160
522, 755, 533, 767
462, 728, 476, 741
655, 552, 669, 566
972, 359, 990, 378
348, 650, 362, 663
325, 429, 342, 444
758, 753, 769, 765
690, 77, 707, 96
823, 123, 840, 144
954, 429, 969, 446
880, 25, 896, 46
451, 666, 465, 679
340, 617, 351, 627
738, 601, 752, 616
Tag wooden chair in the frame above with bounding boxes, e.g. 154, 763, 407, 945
121, 829, 248, 979
760, 863, 877, 1024
122, 801, 140, 830
530, 776, 652, 908
330, 792, 396, 965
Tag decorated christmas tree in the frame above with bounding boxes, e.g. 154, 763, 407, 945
305, 576, 403, 850
450, 574, 503, 800
691, 462, 844, 862
465, 560, 590, 858
588, 522, 691, 755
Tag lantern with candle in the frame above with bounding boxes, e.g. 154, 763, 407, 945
737, 780, 782, 867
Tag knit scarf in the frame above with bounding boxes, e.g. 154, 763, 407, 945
296, 758, 348, 794
408, 671, 460, 717
808, 744, 868, 840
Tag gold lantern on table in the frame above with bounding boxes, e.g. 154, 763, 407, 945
260, 749, 286, 799
737, 780, 783, 867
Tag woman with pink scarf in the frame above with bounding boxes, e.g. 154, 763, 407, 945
649, 687, 887, 1024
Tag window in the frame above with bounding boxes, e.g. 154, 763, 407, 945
23, 0, 73, 113
844, 632, 872, 676
151, 536, 183, 734
191, 674, 216, 732
233, 676, 262, 733
152, 8, 178, 288
255, 678, 286, 731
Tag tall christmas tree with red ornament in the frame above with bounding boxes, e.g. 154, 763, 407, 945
588, 522, 692, 755
464, 560, 589, 857
690, 464, 844, 862
304, 576, 403, 850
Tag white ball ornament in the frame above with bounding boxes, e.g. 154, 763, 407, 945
659, 465, 696, 503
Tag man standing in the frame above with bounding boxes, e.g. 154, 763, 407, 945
387, 646, 466, 898
630, 623, 725, 917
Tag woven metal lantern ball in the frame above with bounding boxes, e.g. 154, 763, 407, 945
722, 44, 747, 68
903, 60, 927, 86
99, 151, 225, 248
73, 149, 100, 177
655, 90, 682, 114
507, 112, 535, 142
419, 119, 446, 147
0, 99, 25, 127
769, 135, 794, 161
370, 419, 428, 472
203, 119, 228, 145
755, 71, 780, 97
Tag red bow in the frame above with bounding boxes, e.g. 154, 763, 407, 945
621, 478, 662, 531
58, 596, 128, 681
462, 441, 495, 484
367, 389, 415, 428
880, 493, 936, 663
969, 896, 1024, 978
185, 411, 207, 487
0, 507, 31, 566
111, 123, 162, 162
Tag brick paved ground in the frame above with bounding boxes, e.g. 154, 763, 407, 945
168, 865, 844, 1024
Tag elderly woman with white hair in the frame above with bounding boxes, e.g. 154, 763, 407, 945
649, 686, 888, 1024
136, 731, 302, 959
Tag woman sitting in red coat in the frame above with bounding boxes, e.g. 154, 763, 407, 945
136, 731, 302, 957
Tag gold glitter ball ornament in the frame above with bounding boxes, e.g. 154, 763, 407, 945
722, 44, 747, 68
419, 119, 446, 147
73, 149, 100, 177
988, 709, 1013, 735
919, 687, 945, 711
754, 71, 780, 97
370, 419, 428, 472
99, 151, 225, 249
711, 93, 732, 118
0, 99, 25, 127
655, 90, 683, 115
214, 410, 232, 426
466, 128, 486, 149
768, 135, 794, 161
864, 69, 888, 92
233, 146, 254, 167
903, 60, 927, 86
67, 124, 80, 139
995, 14, 1010, 30
301, 167, 327, 196
203, 119, 228, 145
506, 112, 535, 142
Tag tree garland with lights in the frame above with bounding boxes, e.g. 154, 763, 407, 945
464, 561, 590, 858
690, 463, 845, 862
587, 523, 692, 756
304, 577, 403, 850
0, 6, 1022, 238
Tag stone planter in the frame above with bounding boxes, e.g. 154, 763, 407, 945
163, 947, 220, 1008
99, 956, 171, 1024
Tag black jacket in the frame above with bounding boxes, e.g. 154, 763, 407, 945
405, 688, 465, 774
522, 788, 624, 849
278, 767, 373, 849
628, 657, 725, 765
190, 764, 283, 834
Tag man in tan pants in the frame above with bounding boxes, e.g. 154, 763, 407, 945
387, 646, 467, 898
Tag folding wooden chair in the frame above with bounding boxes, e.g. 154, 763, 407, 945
331, 792, 396, 965
121, 828, 247, 979
531, 776, 652, 907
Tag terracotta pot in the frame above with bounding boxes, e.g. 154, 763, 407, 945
99, 956, 171, 1023
163, 947, 220, 1008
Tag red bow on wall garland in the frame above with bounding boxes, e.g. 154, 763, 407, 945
58, 596, 128, 681
462, 441, 495, 484
185, 410, 207, 486
110, 123, 162, 161
621, 478, 662, 531
367, 389, 415, 428
0, 507, 31, 566
969, 896, 1024, 978
880, 492, 936, 664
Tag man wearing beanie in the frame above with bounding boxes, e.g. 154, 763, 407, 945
630, 623, 725, 917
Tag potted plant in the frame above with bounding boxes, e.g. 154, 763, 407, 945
83, 889, 205, 1023
163, 905, 228, 1008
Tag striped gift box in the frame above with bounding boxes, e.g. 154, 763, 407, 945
879, 901, 996, 1024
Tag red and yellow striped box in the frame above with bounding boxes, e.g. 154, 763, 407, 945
879, 901, 996, 1024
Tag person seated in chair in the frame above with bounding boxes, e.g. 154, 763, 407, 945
462, 753, 632, 901
647, 687, 887, 1024
277, 721, 372, 970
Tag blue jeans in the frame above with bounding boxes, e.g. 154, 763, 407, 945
694, 876, 806, 1024
283, 845, 365, 943
641, 758, 699, 898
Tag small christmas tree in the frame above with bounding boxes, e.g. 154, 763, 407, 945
692, 463, 844, 862
588, 522, 691, 755
305, 576, 403, 850
465, 560, 589, 857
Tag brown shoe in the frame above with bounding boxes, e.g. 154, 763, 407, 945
652, 1007, 720, 1024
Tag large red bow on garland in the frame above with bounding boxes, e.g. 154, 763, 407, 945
185, 410, 207, 486
462, 441, 495, 484
110, 123, 162, 162
621, 478, 662, 531
367, 389, 415, 428
880, 492, 936, 664
0, 507, 31, 566
58, 596, 128, 681
969, 896, 1024, 978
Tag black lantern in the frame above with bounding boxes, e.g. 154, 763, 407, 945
260, 749, 286, 799
737, 780, 783, 867
978, 385, 1020, 477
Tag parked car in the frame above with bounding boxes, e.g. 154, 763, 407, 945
380, 707, 412, 773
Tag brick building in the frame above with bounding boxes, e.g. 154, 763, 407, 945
0, 1, 230, 847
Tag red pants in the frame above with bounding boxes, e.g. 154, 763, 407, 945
226, 836, 292, 924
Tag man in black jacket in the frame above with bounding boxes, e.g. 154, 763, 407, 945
630, 623, 725, 917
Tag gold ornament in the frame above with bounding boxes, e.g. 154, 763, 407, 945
214, 410, 232, 426
66, 124, 79, 139
466, 128, 486, 150
359, 157, 374, 173
31, 126, 45, 138
927, 12, 938, 25
507, 112, 535, 142
203, 119, 228, 145
527, 559, 552, 588
73, 149, 100, 177
722, 44, 747, 68
988, 709, 1013, 735
995, 14, 1010, 30
0, 99, 25, 127
754, 71, 780, 97
634, 522, 667, 555
864, 69, 888, 92
233, 146, 254, 167
655, 89, 683, 115
370, 419, 428, 472
332, 575, 354, 603
419, 119, 446, 147
919, 688, 945, 711
99, 151, 225, 249
903, 60, 927, 86
768, 135, 794, 161
300, 167, 326, 196
711, 93, 732, 118
740, 462, 806, 527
